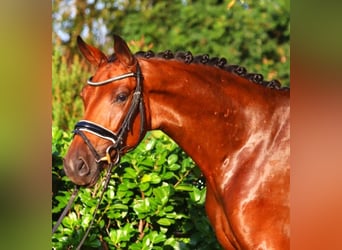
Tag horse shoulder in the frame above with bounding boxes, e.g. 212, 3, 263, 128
218, 136, 290, 248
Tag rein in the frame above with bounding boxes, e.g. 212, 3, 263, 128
52, 62, 145, 249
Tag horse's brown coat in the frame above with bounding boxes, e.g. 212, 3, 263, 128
64, 35, 290, 249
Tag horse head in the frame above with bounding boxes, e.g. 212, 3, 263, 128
63, 35, 146, 186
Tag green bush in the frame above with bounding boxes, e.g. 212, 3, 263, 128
52, 129, 222, 249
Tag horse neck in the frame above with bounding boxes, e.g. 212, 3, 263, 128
139, 58, 289, 179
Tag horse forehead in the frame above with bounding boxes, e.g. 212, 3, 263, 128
92, 63, 123, 81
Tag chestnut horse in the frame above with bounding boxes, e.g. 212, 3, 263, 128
63, 35, 290, 249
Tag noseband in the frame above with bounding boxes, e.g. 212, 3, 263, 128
73, 63, 145, 164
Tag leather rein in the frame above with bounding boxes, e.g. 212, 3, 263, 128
52, 62, 145, 249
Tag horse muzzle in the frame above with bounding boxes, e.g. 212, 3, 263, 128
63, 138, 103, 187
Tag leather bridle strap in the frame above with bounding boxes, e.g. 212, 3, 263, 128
52, 186, 79, 234
76, 161, 118, 250
113, 62, 145, 146
73, 62, 145, 163
74, 120, 119, 144
73, 121, 120, 163
87, 72, 136, 86
73, 128, 103, 162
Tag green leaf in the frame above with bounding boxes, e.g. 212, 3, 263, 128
111, 203, 129, 210
151, 174, 162, 184
162, 171, 175, 180
133, 198, 151, 216
164, 237, 179, 248
167, 154, 178, 165
141, 173, 161, 184
81, 213, 92, 228
153, 185, 170, 205
157, 218, 174, 226
174, 184, 193, 191
109, 224, 134, 244
141, 173, 152, 183
124, 167, 138, 179
190, 187, 206, 204
169, 163, 181, 171
106, 188, 115, 200
139, 182, 150, 191
145, 138, 156, 151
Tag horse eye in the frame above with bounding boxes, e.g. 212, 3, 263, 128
116, 93, 128, 103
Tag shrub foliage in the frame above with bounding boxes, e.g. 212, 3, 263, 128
52, 129, 222, 249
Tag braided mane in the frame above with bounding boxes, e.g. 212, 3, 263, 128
109, 50, 289, 90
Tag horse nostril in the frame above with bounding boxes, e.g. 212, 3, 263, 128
77, 158, 90, 177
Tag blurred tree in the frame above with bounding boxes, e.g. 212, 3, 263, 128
53, 0, 289, 86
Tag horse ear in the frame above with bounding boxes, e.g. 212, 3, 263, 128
113, 35, 136, 67
77, 36, 108, 67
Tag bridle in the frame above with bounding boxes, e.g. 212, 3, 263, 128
52, 62, 145, 249
73, 62, 145, 165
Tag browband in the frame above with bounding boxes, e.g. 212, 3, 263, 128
87, 72, 136, 86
